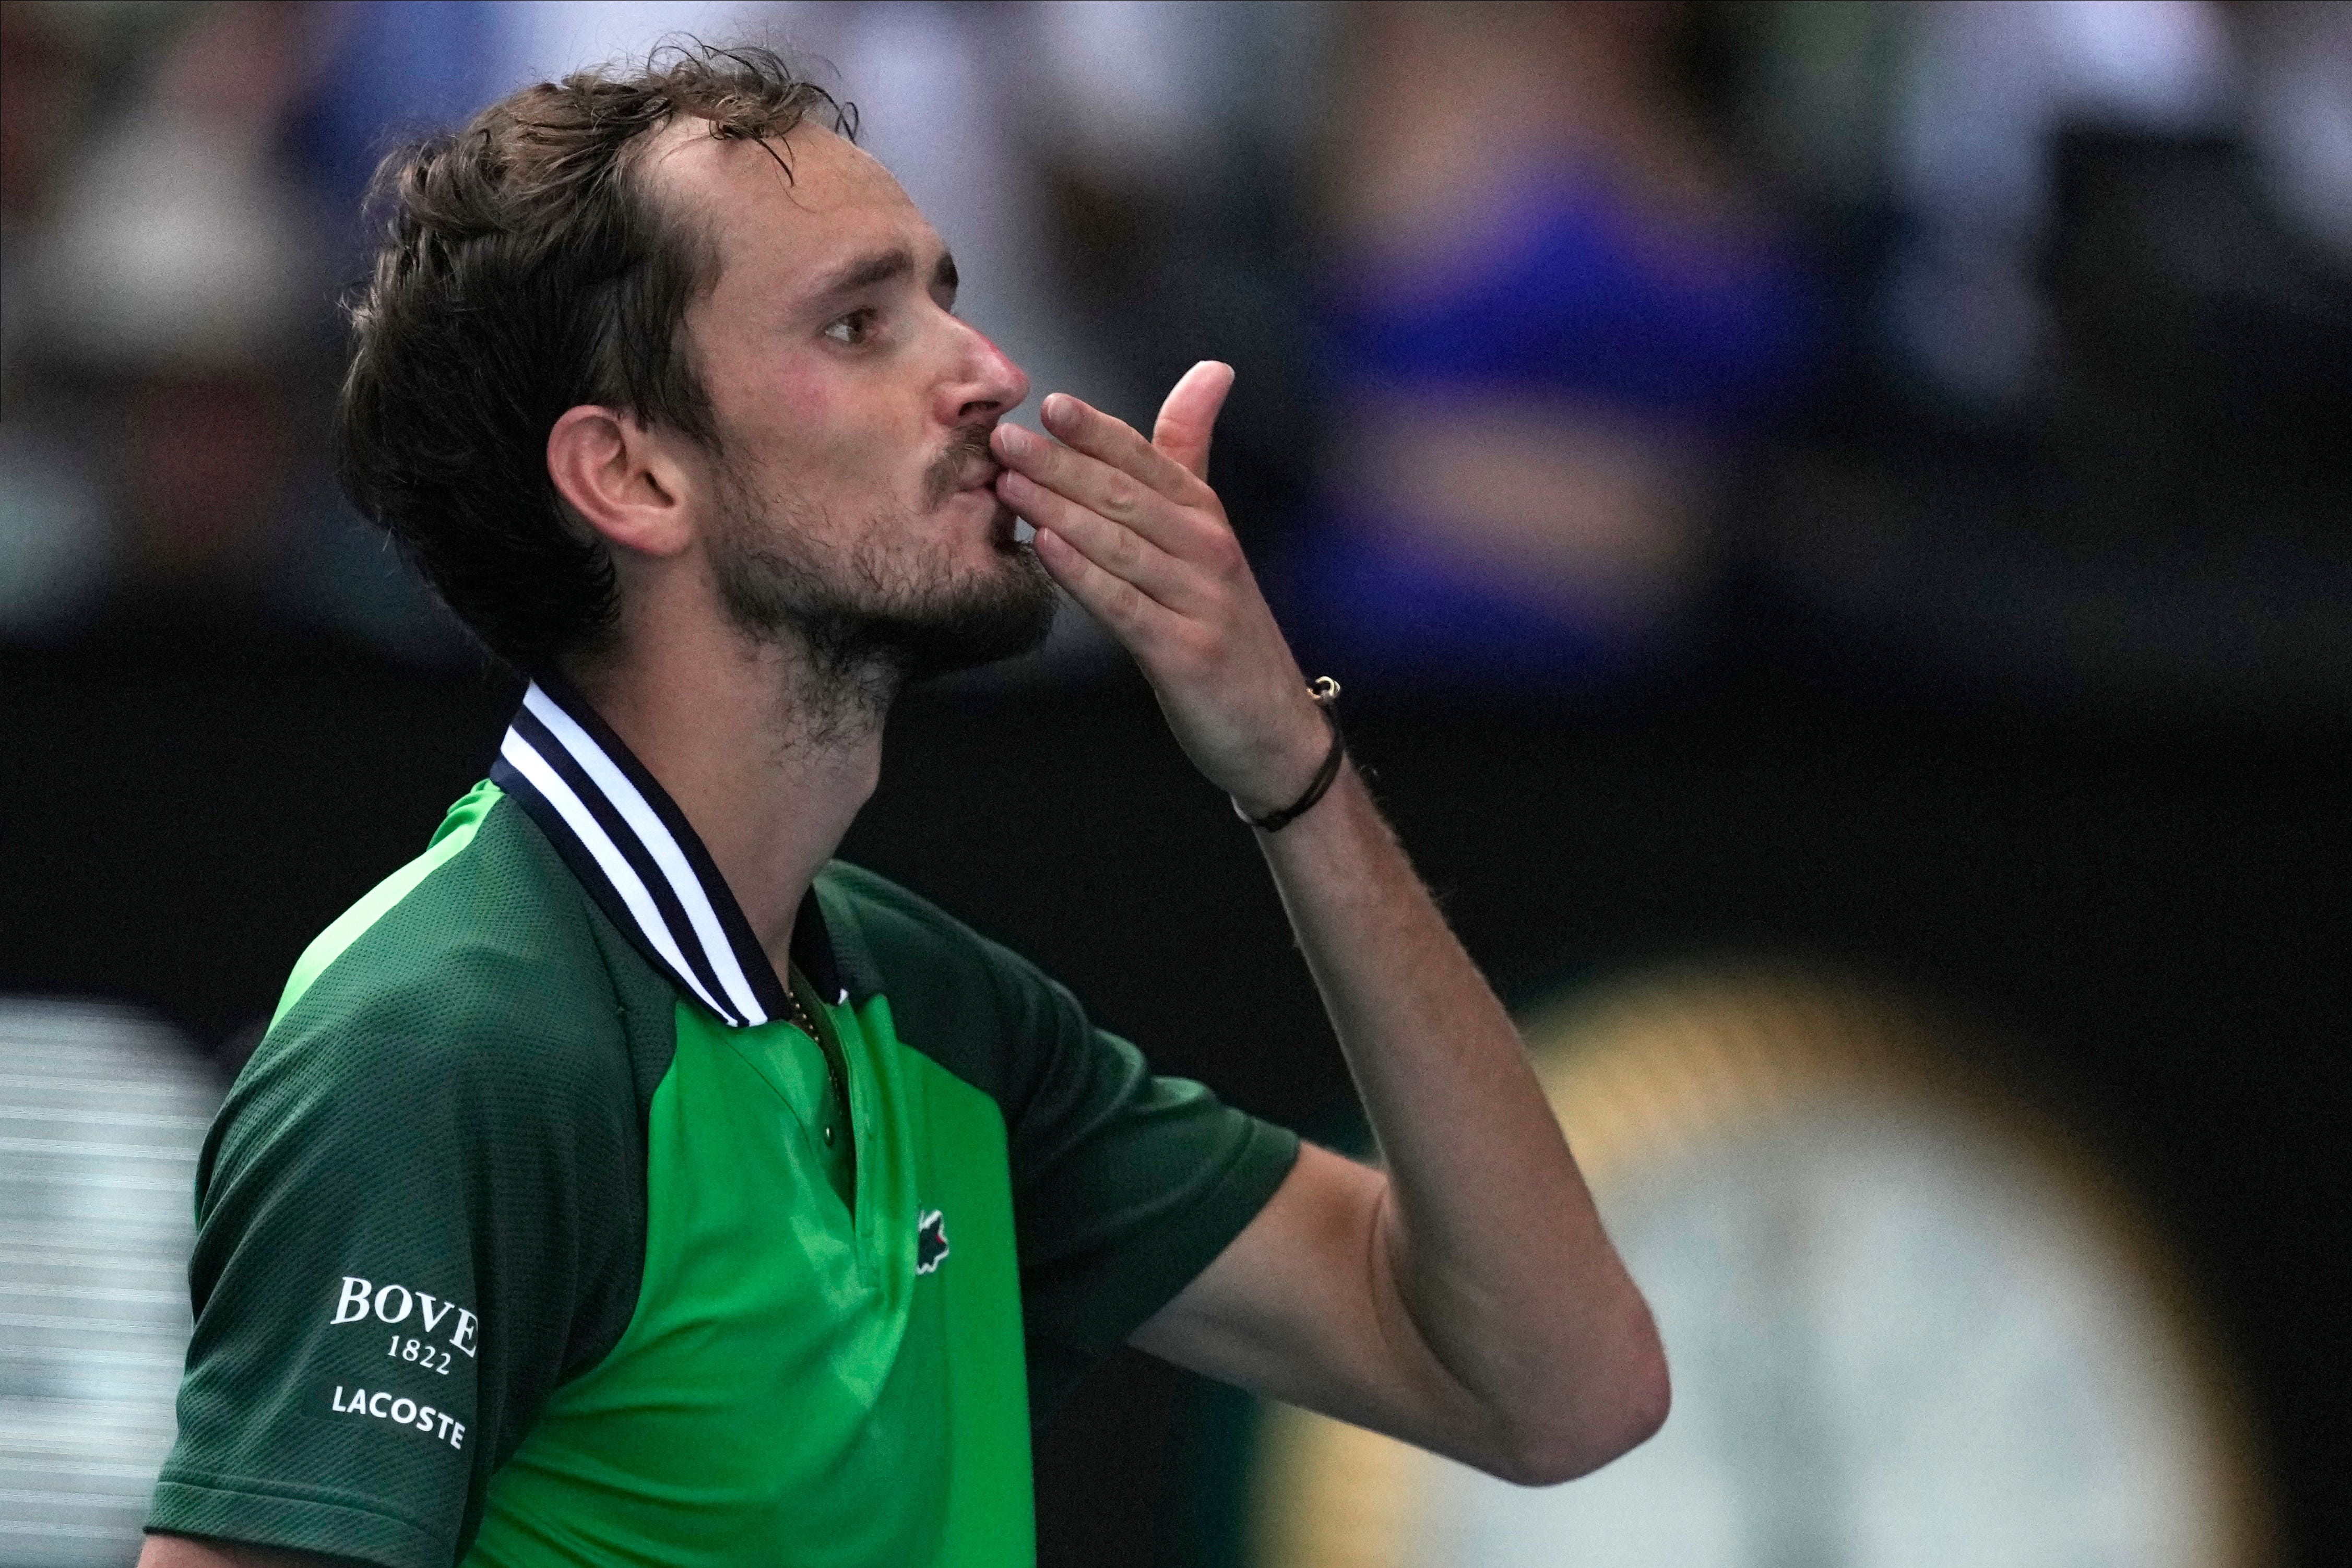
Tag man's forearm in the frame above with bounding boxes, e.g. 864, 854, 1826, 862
991, 370, 1663, 1478
1255, 760, 1669, 1479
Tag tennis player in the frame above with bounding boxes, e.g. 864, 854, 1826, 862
140, 46, 1665, 1568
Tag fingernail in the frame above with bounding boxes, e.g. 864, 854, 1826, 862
996, 424, 1032, 456
1042, 394, 1073, 427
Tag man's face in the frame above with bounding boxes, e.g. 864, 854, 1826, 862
651, 118, 1053, 684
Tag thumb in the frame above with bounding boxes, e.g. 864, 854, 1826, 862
1152, 360, 1236, 481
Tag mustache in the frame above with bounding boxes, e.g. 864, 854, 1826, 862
923, 424, 1002, 509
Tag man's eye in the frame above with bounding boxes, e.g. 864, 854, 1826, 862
824, 308, 879, 347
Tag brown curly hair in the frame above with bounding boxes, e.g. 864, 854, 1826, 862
337, 43, 852, 670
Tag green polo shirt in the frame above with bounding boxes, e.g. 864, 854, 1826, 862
146, 678, 1298, 1567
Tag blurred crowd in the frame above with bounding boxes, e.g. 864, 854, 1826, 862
4, 0, 2347, 708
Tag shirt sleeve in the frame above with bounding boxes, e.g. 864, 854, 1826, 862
146, 952, 645, 1568
1005, 999, 1301, 1403
817, 865, 1300, 1417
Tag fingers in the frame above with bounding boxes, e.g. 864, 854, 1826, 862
992, 418, 1217, 563
1030, 525, 1183, 648
987, 366, 1243, 626
1046, 392, 1216, 508
994, 465, 1195, 609
1153, 361, 1234, 481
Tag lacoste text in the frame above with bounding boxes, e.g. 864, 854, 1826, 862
331, 1385, 465, 1449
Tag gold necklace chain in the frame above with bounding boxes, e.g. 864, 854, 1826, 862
782, 986, 818, 1037
783, 978, 850, 1149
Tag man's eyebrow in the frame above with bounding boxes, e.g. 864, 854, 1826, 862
803, 247, 960, 311
807, 247, 915, 306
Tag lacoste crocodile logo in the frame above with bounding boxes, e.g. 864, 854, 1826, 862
916, 1208, 949, 1275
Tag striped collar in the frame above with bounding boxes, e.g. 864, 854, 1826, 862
489, 676, 849, 1027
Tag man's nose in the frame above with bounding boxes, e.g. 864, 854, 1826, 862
943, 317, 1028, 423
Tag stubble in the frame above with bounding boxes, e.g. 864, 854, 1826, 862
707, 433, 1057, 742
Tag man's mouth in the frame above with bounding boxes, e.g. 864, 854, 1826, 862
928, 426, 1004, 508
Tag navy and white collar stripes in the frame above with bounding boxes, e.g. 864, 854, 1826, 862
489, 676, 849, 1028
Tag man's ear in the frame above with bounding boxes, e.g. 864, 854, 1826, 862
546, 405, 697, 557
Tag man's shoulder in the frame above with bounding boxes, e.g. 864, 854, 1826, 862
243, 786, 662, 1130
815, 860, 1063, 1004
814, 861, 1083, 1095
815, 860, 984, 955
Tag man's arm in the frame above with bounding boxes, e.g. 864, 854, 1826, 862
991, 367, 1668, 1485
1138, 759, 1669, 1484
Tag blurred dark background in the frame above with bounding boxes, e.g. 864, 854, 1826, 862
2, 2, 2346, 1564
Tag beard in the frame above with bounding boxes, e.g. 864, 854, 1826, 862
706, 430, 1058, 727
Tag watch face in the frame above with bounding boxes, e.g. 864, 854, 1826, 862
1250, 969, 2271, 1568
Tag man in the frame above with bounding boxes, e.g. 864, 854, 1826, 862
142, 45, 1665, 1568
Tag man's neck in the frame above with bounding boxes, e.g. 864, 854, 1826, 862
569, 615, 885, 987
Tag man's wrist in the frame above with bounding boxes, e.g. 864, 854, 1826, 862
1232, 681, 1346, 830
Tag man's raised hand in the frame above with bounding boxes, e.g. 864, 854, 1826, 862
990, 363, 1328, 818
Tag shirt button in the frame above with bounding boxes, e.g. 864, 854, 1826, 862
823, 1125, 836, 1146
